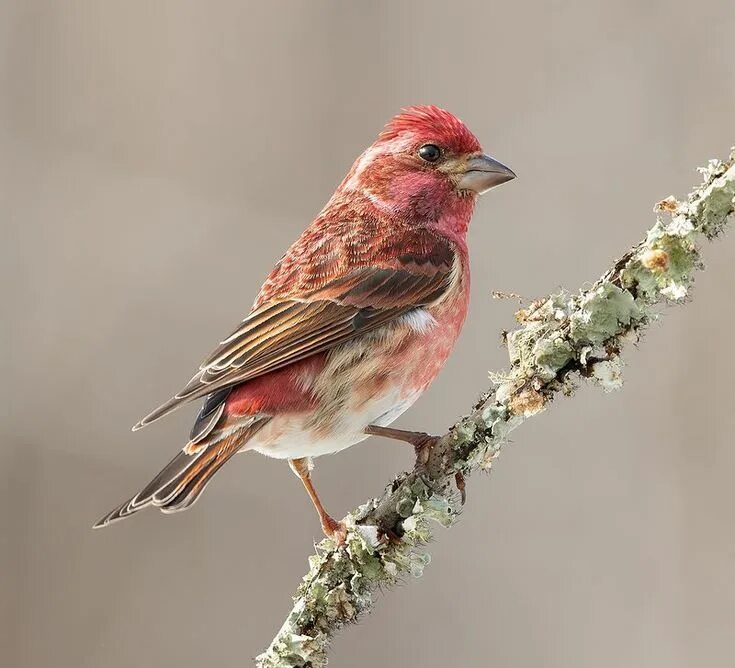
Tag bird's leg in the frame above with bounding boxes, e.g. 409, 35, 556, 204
289, 457, 347, 546
366, 425, 467, 503
365, 425, 439, 465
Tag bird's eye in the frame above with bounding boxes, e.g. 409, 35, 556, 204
418, 144, 441, 163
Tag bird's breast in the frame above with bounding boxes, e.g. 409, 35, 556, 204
247, 263, 470, 460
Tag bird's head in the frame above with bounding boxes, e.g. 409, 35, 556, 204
333, 105, 515, 228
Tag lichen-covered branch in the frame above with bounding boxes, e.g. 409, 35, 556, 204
256, 151, 735, 668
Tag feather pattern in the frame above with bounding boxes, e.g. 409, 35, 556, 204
188, 387, 231, 444
93, 418, 268, 528
132, 226, 456, 430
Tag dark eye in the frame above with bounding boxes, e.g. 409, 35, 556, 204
418, 144, 441, 163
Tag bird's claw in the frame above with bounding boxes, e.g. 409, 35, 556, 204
321, 516, 348, 546
455, 471, 467, 505
381, 526, 403, 543
411, 433, 439, 465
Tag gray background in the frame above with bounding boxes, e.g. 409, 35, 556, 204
3, 1, 735, 666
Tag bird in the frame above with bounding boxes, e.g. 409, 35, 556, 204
93, 105, 515, 542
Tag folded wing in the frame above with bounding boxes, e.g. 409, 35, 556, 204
133, 225, 457, 431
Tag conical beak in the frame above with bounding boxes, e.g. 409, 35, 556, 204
457, 154, 516, 195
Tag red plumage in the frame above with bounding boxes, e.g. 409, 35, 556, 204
378, 105, 482, 154
95, 105, 514, 539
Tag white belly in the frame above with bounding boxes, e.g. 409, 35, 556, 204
241, 307, 450, 461
247, 388, 420, 460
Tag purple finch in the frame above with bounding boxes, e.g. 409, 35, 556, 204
94, 105, 515, 541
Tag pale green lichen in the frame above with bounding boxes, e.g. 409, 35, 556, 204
257, 151, 734, 668
590, 356, 624, 392
533, 334, 575, 379
693, 156, 735, 237
413, 493, 455, 528
505, 293, 574, 380
570, 283, 643, 345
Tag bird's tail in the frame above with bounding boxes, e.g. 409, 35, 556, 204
93, 420, 266, 529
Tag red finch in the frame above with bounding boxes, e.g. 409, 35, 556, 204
94, 105, 515, 541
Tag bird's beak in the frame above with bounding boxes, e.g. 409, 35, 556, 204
457, 154, 516, 195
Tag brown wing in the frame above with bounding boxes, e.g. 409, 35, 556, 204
133, 226, 456, 430
94, 417, 270, 527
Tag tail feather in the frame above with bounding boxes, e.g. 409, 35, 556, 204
93, 418, 268, 529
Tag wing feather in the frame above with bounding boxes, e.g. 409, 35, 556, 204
133, 227, 457, 431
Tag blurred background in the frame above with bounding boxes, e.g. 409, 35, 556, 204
2, 1, 734, 666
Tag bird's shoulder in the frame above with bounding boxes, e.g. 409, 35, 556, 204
253, 216, 457, 310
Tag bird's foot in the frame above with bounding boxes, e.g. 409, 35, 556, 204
321, 515, 348, 546
409, 432, 440, 465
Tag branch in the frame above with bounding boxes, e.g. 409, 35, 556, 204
256, 150, 735, 668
